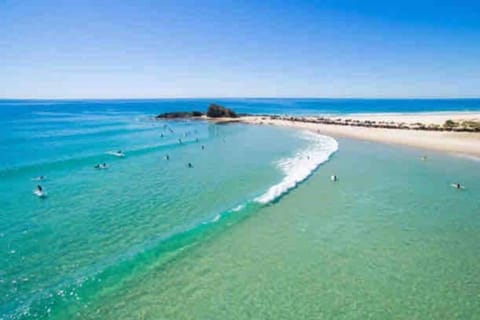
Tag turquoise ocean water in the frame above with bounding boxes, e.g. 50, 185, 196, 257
1, 99, 480, 319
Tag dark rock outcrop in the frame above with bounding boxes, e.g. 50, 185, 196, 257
206, 104, 237, 118
155, 104, 239, 120
156, 111, 204, 119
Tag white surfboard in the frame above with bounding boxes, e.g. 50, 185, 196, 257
106, 151, 125, 157
33, 190, 47, 198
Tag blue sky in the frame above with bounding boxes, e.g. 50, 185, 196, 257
1, 0, 479, 98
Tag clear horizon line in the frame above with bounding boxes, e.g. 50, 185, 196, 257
1, 96, 480, 101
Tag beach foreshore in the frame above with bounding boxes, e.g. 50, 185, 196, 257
231, 113, 480, 158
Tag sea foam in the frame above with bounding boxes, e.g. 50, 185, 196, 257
254, 131, 338, 204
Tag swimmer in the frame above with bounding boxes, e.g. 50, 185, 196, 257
451, 183, 465, 189
34, 184, 47, 197
95, 163, 108, 169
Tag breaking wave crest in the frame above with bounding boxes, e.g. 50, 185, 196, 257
255, 131, 338, 204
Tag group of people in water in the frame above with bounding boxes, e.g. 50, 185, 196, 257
32, 126, 208, 198
33, 132, 466, 198
165, 135, 205, 167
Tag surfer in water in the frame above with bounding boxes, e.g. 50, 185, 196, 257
37, 185, 43, 192
201, 145, 205, 150
187, 162, 193, 168
178, 138, 182, 144
331, 175, 338, 182
165, 154, 170, 160
453, 183, 464, 189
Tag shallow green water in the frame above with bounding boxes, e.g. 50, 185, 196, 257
3, 105, 342, 319
49, 139, 480, 319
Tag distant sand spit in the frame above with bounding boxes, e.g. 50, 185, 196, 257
234, 113, 480, 158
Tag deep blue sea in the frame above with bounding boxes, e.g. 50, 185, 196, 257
2, 98, 480, 117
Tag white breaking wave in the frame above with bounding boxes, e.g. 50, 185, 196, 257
254, 131, 338, 204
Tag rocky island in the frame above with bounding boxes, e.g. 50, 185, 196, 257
206, 103, 237, 118
156, 103, 238, 119
155, 110, 204, 119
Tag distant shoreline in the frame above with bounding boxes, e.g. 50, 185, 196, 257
233, 112, 480, 158
153, 107, 480, 157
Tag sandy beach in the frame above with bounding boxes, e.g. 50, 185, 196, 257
235, 113, 480, 158
342, 112, 480, 125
